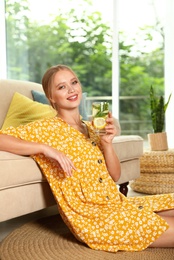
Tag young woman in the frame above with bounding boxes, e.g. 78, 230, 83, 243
0, 65, 174, 251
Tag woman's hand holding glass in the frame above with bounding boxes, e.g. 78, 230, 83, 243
100, 112, 117, 144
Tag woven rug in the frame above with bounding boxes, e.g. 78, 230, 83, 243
0, 214, 174, 260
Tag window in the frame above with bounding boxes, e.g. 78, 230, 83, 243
116, 0, 165, 140
1, 0, 173, 146
4, 0, 113, 92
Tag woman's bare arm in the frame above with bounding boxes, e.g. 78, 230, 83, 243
0, 134, 44, 155
101, 143, 121, 182
100, 113, 121, 182
0, 134, 76, 176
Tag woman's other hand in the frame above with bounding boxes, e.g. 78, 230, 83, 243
42, 145, 76, 177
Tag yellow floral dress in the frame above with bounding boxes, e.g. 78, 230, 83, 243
1, 117, 174, 252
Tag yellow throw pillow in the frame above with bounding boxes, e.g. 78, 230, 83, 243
1, 92, 57, 130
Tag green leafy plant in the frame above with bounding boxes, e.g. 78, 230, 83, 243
150, 86, 172, 133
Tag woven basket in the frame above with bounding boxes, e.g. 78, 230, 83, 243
140, 149, 174, 173
131, 149, 174, 194
130, 173, 174, 194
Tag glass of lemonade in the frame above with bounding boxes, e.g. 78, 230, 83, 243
92, 102, 109, 134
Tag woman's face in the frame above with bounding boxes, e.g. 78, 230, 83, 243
50, 69, 82, 111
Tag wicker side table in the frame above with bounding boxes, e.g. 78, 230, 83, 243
130, 149, 174, 194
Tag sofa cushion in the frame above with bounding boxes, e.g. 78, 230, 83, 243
31, 90, 50, 104
0, 79, 45, 128
1, 92, 57, 130
0, 152, 45, 191
31, 90, 88, 120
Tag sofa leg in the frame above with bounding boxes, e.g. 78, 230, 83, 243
119, 182, 129, 196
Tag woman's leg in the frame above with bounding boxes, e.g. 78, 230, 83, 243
156, 209, 174, 217
149, 212, 174, 247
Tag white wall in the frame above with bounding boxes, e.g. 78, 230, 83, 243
112, 0, 119, 119
165, 0, 174, 148
0, 0, 7, 79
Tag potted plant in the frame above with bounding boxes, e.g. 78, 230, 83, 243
148, 86, 172, 151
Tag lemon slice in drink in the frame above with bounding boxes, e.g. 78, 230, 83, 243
93, 117, 106, 130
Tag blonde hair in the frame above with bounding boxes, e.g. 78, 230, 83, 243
42, 64, 79, 108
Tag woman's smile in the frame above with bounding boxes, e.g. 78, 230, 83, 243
67, 94, 78, 101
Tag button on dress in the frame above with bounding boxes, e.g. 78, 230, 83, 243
1, 117, 174, 252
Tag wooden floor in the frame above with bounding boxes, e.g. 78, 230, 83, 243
0, 187, 145, 242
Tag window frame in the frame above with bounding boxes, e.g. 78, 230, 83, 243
1, 0, 173, 147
